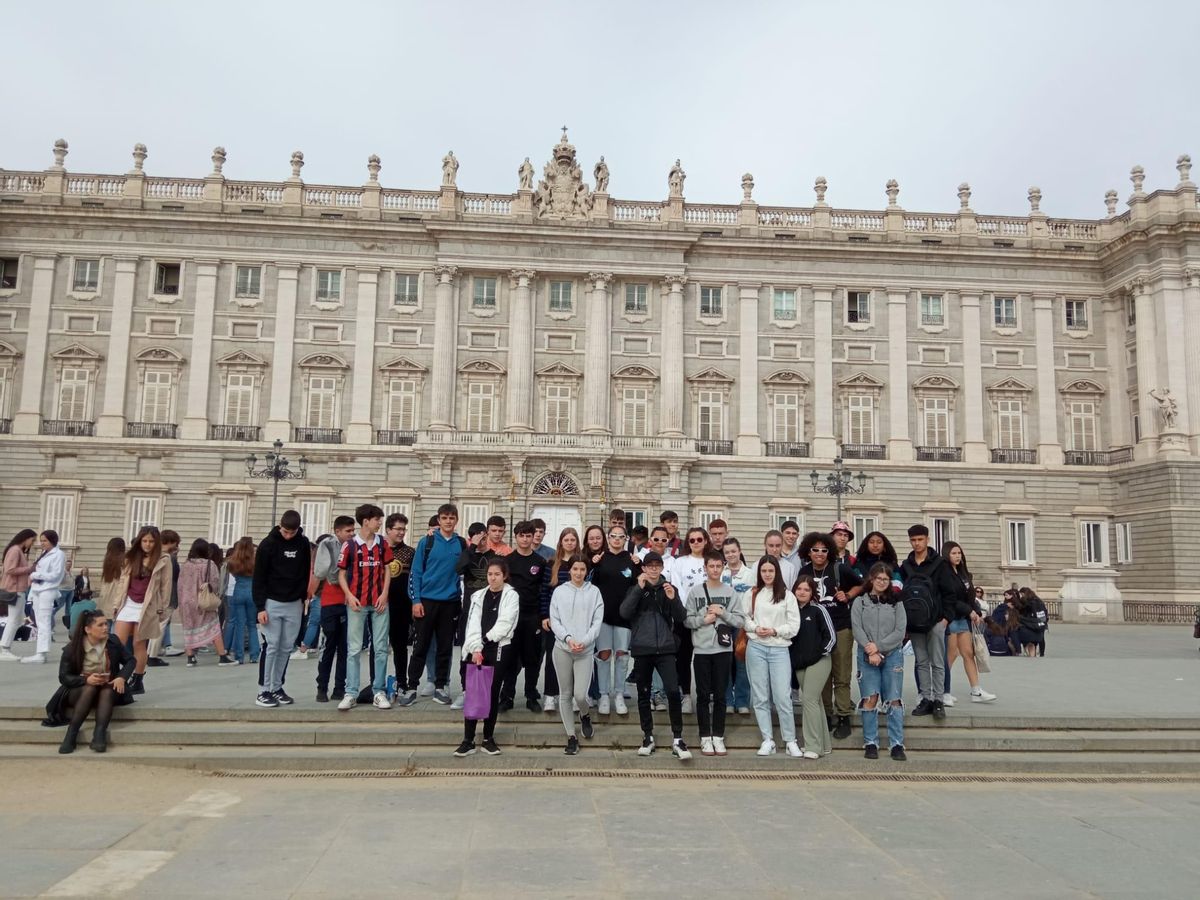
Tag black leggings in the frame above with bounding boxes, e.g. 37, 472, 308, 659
693, 652, 732, 738
66, 684, 118, 734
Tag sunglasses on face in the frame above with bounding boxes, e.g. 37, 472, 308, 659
608, 533, 626, 540
688, 537, 706, 544
810, 548, 828, 554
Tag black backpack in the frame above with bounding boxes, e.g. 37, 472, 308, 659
901, 570, 940, 634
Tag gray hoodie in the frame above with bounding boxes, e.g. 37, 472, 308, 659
549, 581, 604, 653
851, 592, 907, 654
683, 580, 746, 654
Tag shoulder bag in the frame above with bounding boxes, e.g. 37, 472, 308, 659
734, 590, 756, 661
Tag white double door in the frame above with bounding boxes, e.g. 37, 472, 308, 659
530, 504, 584, 543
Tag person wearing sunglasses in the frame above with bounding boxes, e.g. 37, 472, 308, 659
666, 527, 712, 715
589, 526, 641, 715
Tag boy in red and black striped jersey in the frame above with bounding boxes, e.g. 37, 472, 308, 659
336, 504, 393, 711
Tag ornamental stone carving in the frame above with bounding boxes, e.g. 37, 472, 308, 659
814, 176, 828, 205
367, 154, 381, 182
957, 182, 972, 210
668, 159, 686, 198
886, 179, 899, 207
131, 143, 147, 173
1028, 186, 1042, 213
52, 138, 68, 169
289, 151, 304, 179
742, 173, 754, 201
1104, 189, 1118, 216
1178, 154, 1194, 187
211, 146, 227, 175
1130, 165, 1146, 196
442, 151, 458, 187
518, 157, 534, 191
1149, 387, 1179, 429
434, 265, 458, 284
533, 131, 594, 220
594, 157, 609, 193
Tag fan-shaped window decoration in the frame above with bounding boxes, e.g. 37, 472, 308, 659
531, 471, 581, 497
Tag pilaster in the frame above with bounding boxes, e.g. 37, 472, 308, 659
659, 275, 686, 437
1101, 294, 1131, 449
265, 265, 300, 441
505, 269, 536, 431
12, 256, 57, 434
886, 289, 913, 460
428, 266, 459, 430
812, 285, 837, 457
736, 283, 762, 455
1132, 278, 1159, 460
1033, 293, 1063, 465
1158, 274, 1191, 438
581, 272, 613, 433
179, 260, 219, 440
96, 257, 138, 437
1183, 269, 1200, 453
958, 291, 988, 464
346, 268, 379, 444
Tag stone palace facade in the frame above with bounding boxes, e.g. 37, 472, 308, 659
0, 134, 1198, 607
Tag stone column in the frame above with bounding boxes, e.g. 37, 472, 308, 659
658, 275, 687, 437
1159, 274, 1191, 438
736, 283, 761, 455
1033, 294, 1063, 465
12, 255, 57, 434
265, 265, 299, 442
179, 259, 219, 440
581, 272, 613, 433
346, 268, 379, 445
1131, 278, 1159, 459
505, 269, 536, 431
428, 266, 459, 430
886, 289, 913, 460
959, 291, 988, 464
96, 257, 138, 438
1184, 269, 1200, 452
812, 285, 837, 457
1101, 294, 1131, 449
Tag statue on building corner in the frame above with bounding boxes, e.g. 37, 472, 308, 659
1149, 388, 1179, 430
594, 156, 609, 193
442, 151, 459, 188
518, 157, 534, 191
668, 159, 686, 197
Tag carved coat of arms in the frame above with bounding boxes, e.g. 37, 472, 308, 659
534, 130, 594, 221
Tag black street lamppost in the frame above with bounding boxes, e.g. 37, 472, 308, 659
809, 456, 868, 525
246, 439, 309, 529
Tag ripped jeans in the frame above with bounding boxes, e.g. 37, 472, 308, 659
856, 645, 905, 750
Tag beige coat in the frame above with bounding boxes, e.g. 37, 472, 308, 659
112, 555, 173, 641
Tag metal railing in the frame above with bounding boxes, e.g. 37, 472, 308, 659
1044, 600, 1062, 621
1123, 602, 1199, 624
40, 419, 94, 437
209, 424, 261, 442
765, 441, 810, 458
376, 429, 417, 446
1064, 449, 1118, 466
125, 422, 178, 439
916, 446, 962, 462
990, 448, 1037, 464
294, 427, 343, 444
695, 440, 733, 455
842, 443, 886, 460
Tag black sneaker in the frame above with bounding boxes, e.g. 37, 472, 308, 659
932, 700, 946, 720
331, 689, 345, 701
481, 739, 501, 756
912, 699, 935, 717
453, 740, 476, 757
832, 716, 852, 739
146, 657, 169, 667
129, 675, 145, 695
565, 736, 579, 755
255, 691, 280, 708
315, 688, 329, 703
497, 699, 514, 714
525, 698, 541, 713
891, 744, 908, 761
273, 689, 295, 706
217, 654, 236, 666
580, 714, 594, 740
186, 655, 197, 667
864, 743, 879, 760
433, 689, 452, 706
395, 689, 417, 707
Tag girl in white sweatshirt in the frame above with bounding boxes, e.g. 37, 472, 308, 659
455, 559, 519, 757
23, 531, 66, 664
549, 555, 605, 754
744, 555, 801, 757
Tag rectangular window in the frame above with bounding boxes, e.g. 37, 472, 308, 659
852, 515, 879, 541
387, 378, 416, 430
0, 257, 19, 290
772, 512, 806, 531
922, 397, 950, 447
846, 290, 871, 324
773, 289, 796, 321
544, 384, 572, 433
140, 371, 173, 423
154, 262, 181, 295
461, 503, 490, 526
306, 376, 337, 428
773, 393, 800, 442
623, 511, 647, 533
996, 399, 1024, 449
43, 493, 77, 545
394, 273, 419, 306
316, 269, 341, 301
1065, 298, 1088, 331
58, 368, 90, 420
224, 374, 255, 426
1006, 519, 1033, 565
213, 498, 245, 547
548, 281, 572, 312
467, 382, 495, 431
472, 277, 497, 309
919, 293, 944, 326
73, 258, 100, 292
0, 366, 8, 417
625, 283, 648, 313
128, 496, 161, 536
1115, 522, 1132, 564
846, 394, 875, 444
696, 510, 725, 529
1069, 400, 1097, 451
931, 517, 954, 550
381, 501, 411, 520
1080, 520, 1106, 566
622, 387, 648, 436
700, 286, 723, 317
1132, 412, 1141, 443
235, 265, 261, 299
1125, 295, 1136, 327
697, 391, 723, 441
298, 500, 328, 537
994, 295, 1017, 328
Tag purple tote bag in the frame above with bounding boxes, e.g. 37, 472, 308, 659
463, 664, 495, 720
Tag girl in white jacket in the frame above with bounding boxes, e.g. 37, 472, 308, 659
549, 555, 604, 754
455, 559, 519, 757
23, 531, 66, 664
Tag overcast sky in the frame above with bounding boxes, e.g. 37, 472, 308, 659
5, 0, 1197, 219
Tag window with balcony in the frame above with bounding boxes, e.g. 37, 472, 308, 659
548, 281, 572, 312
919, 293, 944, 326
993, 295, 1017, 328
697, 390, 724, 441
1069, 401, 1098, 451
845, 394, 875, 445
846, 290, 871, 324
772, 392, 800, 442
57, 368, 91, 420
996, 399, 1024, 448
394, 273, 419, 306
622, 387, 648, 436
922, 397, 950, 447
1064, 298, 1088, 331
772, 288, 796, 321
306, 375, 338, 428
224, 373, 256, 427
235, 265, 261, 299
472, 277, 497, 309
544, 384, 572, 433
316, 269, 341, 302
386, 378, 417, 431
154, 262, 181, 296
140, 371, 174, 424
700, 286, 722, 317
467, 382, 495, 431
625, 283, 648, 313
73, 258, 100, 292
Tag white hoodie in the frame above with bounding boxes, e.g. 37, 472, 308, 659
463, 584, 520, 654
29, 546, 65, 599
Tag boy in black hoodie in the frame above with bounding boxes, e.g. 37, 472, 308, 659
252, 510, 312, 708
898, 524, 959, 719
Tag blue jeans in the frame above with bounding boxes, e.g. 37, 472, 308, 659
725, 646, 751, 709
347, 604, 391, 696
223, 587, 259, 663
857, 645, 904, 749
746, 641, 795, 743
302, 599, 322, 649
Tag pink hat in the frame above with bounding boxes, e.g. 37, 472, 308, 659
831, 521, 854, 538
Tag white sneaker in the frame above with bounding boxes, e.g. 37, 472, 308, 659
598, 694, 610, 715
942, 693, 957, 707
613, 694, 628, 715
801, 749, 820, 760
971, 688, 997, 703
712, 736, 727, 756
372, 691, 392, 709
756, 739, 776, 757
637, 735, 655, 756
785, 741, 803, 758
337, 694, 357, 711
0, 649, 18, 662
418, 682, 436, 697
680, 694, 693, 714
671, 738, 693, 761
736, 706, 751, 715
450, 693, 465, 710
700, 736, 716, 756
289, 649, 309, 661
542, 695, 557, 712
19, 654, 45, 665
161, 646, 186, 657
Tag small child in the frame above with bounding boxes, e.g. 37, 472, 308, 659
454, 560, 518, 757
683, 550, 745, 756
850, 563, 908, 761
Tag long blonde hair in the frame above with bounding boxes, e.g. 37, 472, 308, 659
550, 527, 581, 584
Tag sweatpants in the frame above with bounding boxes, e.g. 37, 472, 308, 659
911, 621, 948, 703
316, 604, 347, 694
692, 651, 732, 738
499, 614, 544, 704
389, 594, 411, 682
797, 655, 833, 755
821, 628, 855, 719
31, 590, 56, 656
260, 599, 302, 694
541, 630, 559, 698
0, 591, 27, 649
552, 645, 592, 737
633, 653, 683, 740
407, 599, 458, 690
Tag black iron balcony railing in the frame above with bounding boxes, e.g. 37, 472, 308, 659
209, 424, 262, 442
41, 419, 94, 437
916, 446, 962, 462
841, 443, 886, 460
990, 448, 1037, 464
376, 429, 417, 446
764, 441, 810, 458
695, 439, 733, 455
294, 427, 343, 444
125, 421, 178, 439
